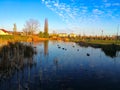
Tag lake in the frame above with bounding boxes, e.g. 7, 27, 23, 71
0, 40, 120, 90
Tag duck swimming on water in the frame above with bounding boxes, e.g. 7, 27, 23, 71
87, 53, 90, 56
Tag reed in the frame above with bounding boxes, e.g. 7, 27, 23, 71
0, 42, 36, 81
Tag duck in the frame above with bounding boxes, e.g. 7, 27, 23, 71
58, 46, 61, 49
62, 48, 65, 50
87, 53, 90, 56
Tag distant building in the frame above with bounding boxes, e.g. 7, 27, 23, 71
44, 18, 48, 34
69, 33, 77, 38
0, 29, 10, 35
0, 29, 24, 36
58, 33, 68, 37
112, 35, 120, 40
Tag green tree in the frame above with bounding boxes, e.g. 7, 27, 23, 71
39, 31, 44, 38
38, 31, 49, 38
43, 32, 49, 38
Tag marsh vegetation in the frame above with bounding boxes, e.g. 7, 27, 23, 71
0, 42, 36, 82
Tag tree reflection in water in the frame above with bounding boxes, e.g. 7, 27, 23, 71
101, 44, 119, 58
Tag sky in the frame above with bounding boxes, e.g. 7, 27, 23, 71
0, 0, 120, 35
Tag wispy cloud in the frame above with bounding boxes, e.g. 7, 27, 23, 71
104, 3, 111, 7
42, 0, 80, 26
93, 9, 104, 15
41, 0, 120, 32
112, 3, 120, 6
103, 0, 108, 3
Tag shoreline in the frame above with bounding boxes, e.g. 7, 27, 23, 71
0, 39, 120, 58
76, 41, 120, 50
76, 41, 120, 57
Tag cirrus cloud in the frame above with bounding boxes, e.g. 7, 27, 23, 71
41, 0, 120, 34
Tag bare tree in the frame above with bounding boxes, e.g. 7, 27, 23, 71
23, 19, 40, 35
23, 27, 28, 36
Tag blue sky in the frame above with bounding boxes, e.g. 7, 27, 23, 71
0, 0, 120, 35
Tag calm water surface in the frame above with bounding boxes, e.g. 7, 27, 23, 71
0, 40, 120, 90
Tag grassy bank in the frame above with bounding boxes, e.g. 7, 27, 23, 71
0, 35, 49, 45
1, 35, 120, 45
0, 35, 28, 43
70, 37, 120, 45
85, 40, 120, 45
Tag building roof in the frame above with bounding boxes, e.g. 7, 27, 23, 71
0, 29, 8, 33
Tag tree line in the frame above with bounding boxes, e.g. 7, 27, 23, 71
22, 18, 49, 38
